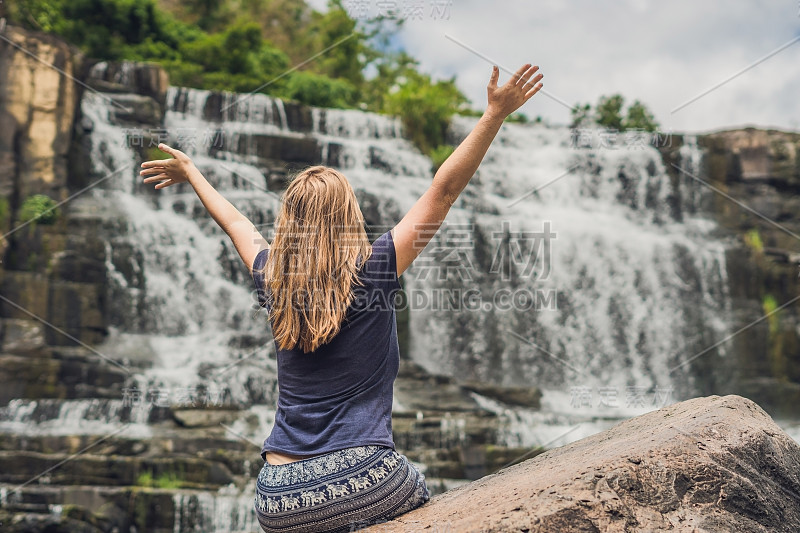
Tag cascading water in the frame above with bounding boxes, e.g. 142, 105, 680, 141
0, 79, 741, 528
308, 110, 732, 446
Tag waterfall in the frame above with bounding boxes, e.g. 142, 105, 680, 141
173, 484, 260, 533
2, 86, 733, 437
0, 83, 742, 530
307, 110, 730, 396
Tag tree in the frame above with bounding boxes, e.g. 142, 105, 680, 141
596, 94, 625, 131
623, 100, 659, 132
380, 55, 468, 154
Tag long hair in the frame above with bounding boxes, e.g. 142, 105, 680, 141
259, 166, 373, 353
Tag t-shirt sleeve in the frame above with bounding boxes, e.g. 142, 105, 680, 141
252, 248, 269, 308
363, 230, 402, 295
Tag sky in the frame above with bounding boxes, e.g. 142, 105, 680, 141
309, 0, 800, 134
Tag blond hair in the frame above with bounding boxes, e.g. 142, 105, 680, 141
257, 166, 372, 353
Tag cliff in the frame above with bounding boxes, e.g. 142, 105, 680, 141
695, 129, 800, 416
368, 395, 800, 533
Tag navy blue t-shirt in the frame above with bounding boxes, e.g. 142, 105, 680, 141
251, 230, 402, 459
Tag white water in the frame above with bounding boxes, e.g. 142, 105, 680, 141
173, 484, 260, 533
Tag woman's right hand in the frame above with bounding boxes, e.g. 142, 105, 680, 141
486, 64, 543, 119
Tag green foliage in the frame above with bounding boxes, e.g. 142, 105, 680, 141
624, 100, 659, 132
506, 112, 529, 124
429, 145, 455, 173
184, 0, 234, 31
385, 75, 467, 154
575, 98, 659, 132
0, 197, 9, 228
135, 471, 153, 486
457, 109, 484, 118
570, 103, 592, 128
9, 0, 468, 153
136, 470, 183, 489
378, 54, 468, 154
7, 0, 64, 32
303, 1, 369, 86
596, 94, 625, 131
156, 473, 183, 489
762, 293, 787, 379
146, 146, 170, 161
19, 194, 59, 226
283, 72, 356, 109
253, 45, 292, 81
183, 21, 263, 75
161, 60, 205, 89
763, 294, 779, 334
9, 0, 198, 60
744, 228, 764, 253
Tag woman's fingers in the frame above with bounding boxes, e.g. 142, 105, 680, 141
488, 65, 500, 88
139, 166, 167, 176
523, 73, 544, 90
158, 143, 178, 156
141, 159, 172, 169
154, 179, 174, 189
158, 143, 188, 160
510, 63, 532, 85
525, 83, 544, 100
142, 173, 169, 184
515, 65, 539, 86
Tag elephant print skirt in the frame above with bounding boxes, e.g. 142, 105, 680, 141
254, 445, 430, 533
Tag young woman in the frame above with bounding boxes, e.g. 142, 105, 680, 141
141, 63, 542, 532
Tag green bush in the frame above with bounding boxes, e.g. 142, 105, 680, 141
203, 72, 268, 94
623, 100, 659, 132
596, 94, 625, 131
283, 71, 356, 109
744, 228, 764, 253
384, 73, 467, 154
136, 470, 183, 489
577, 97, 659, 132
161, 60, 205, 89
19, 194, 60, 225
135, 471, 153, 486
506, 112, 529, 124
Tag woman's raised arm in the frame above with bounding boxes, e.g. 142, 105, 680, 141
392, 63, 543, 277
140, 143, 268, 273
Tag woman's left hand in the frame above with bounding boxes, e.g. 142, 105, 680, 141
140, 143, 196, 189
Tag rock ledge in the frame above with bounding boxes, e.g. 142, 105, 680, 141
369, 395, 800, 533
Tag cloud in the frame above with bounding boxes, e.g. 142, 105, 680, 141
346, 0, 800, 133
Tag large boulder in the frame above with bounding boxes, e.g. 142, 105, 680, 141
369, 395, 800, 532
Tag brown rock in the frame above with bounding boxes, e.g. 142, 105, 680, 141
368, 395, 800, 532
0, 24, 82, 199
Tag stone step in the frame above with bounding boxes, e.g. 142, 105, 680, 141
0, 451, 238, 489
0, 484, 189, 533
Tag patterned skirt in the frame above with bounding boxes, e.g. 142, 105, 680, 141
254, 445, 430, 533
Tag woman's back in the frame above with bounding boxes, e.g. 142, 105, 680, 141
252, 230, 402, 459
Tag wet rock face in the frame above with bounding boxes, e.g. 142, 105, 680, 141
696, 129, 800, 417
368, 395, 800, 533
85, 61, 170, 116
